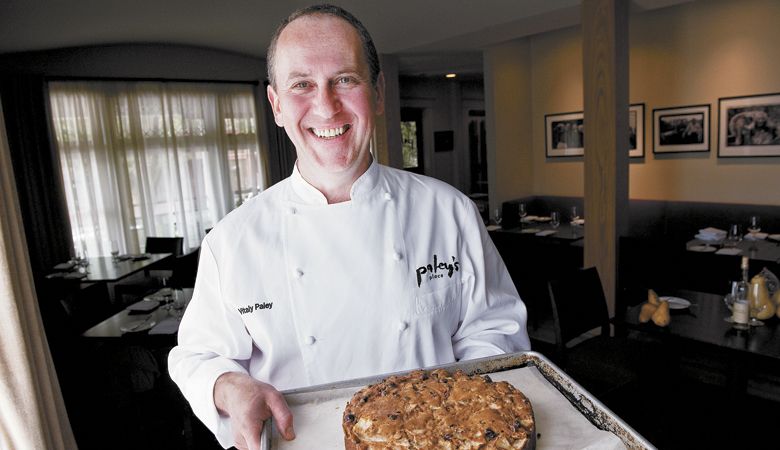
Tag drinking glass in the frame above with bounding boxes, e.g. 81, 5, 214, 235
493, 208, 502, 226
748, 216, 761, 234
550, 211, 560, 228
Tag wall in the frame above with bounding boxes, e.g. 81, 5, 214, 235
485, 0, 780, 210
399, 76, 485, 192
484, 40, 533, 210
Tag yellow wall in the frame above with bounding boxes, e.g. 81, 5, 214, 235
486, 0, 780, 208
484, 39, 533, 209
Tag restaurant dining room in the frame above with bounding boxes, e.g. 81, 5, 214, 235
1, 0, 779, 449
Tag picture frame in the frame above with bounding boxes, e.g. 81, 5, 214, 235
652, 104, 710, 154
545, 111, 584, 157
718, 93, 780, 157
629, 103, 645, 158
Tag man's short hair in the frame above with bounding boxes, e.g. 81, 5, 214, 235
266, 4, 381, 88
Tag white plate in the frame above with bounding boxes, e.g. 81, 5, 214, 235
688, 244, 717, 252
520, 228, 541, 234
769, 234, 780, 242
120, 319, 156, 333
660, 296, 691, 310
535, 216, 551, 222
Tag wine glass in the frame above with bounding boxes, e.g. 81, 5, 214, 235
518, 203, 527, 223
550, 211, 560, 229
110, 240, 120, 263
725, 224, 741, 248
748, 297, 766, 327
172, 289, 187, 319
569, 206, 579, 224
493, 208, 502, 226
748, 216, 761, 234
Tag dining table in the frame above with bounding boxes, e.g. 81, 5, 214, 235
620, 289, 780, 401
82, 287, 192, 339
47, 253, 173, 283
686, 236, 780, 264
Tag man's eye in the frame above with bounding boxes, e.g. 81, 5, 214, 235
337, 76, 355, 85
292, 81, 310, 89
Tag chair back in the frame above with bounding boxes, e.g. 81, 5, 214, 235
548, 267, 610, 351
144, 236, 184, 257
170, 248, 200, 288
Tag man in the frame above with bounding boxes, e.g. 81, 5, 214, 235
168, 5, 530, 449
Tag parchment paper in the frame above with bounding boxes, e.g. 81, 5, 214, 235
270, 366, 626, 449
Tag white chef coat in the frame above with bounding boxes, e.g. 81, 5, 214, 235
168, 161, 530, 448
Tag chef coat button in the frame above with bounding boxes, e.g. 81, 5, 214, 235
398, 321, 408, 332
294, 268, 304, 278
305, 335, 316, 345
392, 252, 402, 261
289, 207, 297, 215
384, 192, 392, 201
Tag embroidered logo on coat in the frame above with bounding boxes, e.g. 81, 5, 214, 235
237, 302, 273, 315
415, 254, 460, 287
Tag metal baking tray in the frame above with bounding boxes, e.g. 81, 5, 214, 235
261, 350, 655, 449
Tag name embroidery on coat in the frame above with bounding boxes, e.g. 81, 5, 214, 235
237, 302, 273, 315
415, 254, 460, 287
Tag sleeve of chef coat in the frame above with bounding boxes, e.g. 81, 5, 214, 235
451, 197, 531, 360
168, 237, 254, 449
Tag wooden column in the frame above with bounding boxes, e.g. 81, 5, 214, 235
582, 0, 629, 316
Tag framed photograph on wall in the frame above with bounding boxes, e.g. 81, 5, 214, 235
545, 111, 584, 157
652, 104, 710, 154
718, 93, 780, 157
629, 103, 645, 158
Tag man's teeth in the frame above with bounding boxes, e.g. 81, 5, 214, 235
312, 125, 349, 138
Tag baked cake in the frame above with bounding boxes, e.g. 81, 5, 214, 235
342, 369, 535, 449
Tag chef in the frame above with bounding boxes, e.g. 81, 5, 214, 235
168, 4, 531, 450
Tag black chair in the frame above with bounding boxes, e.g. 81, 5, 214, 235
169, 247, 200, 289
547, 267, 640, 400
145, 236, 184, 256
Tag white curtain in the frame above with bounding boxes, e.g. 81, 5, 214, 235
1, 97, 77, 449
48, 81, 266, 257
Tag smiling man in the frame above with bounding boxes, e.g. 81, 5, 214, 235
168, 5, 530, 450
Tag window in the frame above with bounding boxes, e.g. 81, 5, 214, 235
400, 107, 424, 174
49, 81, 266, 257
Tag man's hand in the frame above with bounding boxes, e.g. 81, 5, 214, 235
214, 372, 295, 450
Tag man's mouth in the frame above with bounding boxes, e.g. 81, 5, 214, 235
311, 124, 351, 139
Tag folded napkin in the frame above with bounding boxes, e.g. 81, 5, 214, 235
696, 227, 727, 241
744, 232, 768, 241
63, 272, 87, 279
144, 287, 173, 302
148, 317, 180, 335
715, 247, 742, 255
126, 300, 160, 312
535, 230, 558, 237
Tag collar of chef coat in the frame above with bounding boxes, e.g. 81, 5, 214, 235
289, 158, 380, 205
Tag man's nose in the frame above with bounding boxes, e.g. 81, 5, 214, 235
313, 85, 341, 118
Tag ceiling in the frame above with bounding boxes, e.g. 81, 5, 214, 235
0, 0, 694, 77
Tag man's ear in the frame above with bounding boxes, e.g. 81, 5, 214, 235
374, 72, 386, 116
267, 84, 284, 127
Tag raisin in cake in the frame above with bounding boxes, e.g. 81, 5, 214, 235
342, 369, 535, 449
